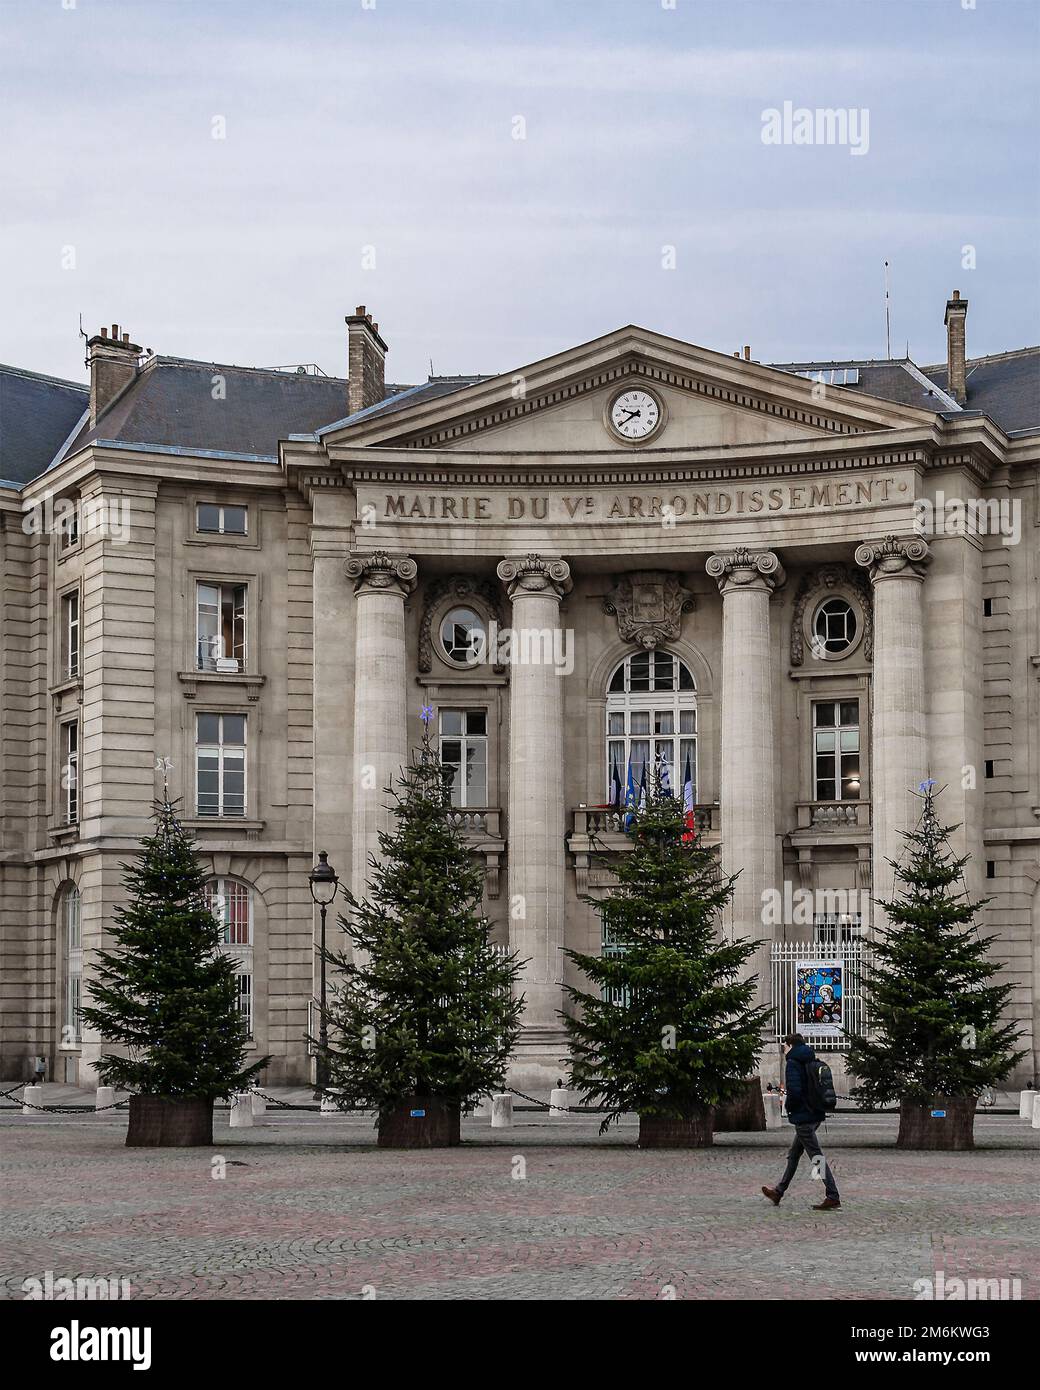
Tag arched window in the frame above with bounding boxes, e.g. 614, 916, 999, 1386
605, 650, 697, 805
204, 877, 253, 1037
62, 886, 82, 1045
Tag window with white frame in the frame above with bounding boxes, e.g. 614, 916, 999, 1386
196, 581, 247, 672
439, 710, 487, 807
196, 503, 247, 536
59, 502, 79, 550
61, 720, 79, 824
195, 713, 246, 817
204, 877, 253, 1037
62, 591, 80, 680
605, 650, 696, 805
813, 701, 861, 802
62, 886, 82, 1045
813, 913, 863, 945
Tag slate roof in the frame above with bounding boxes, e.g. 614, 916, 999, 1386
772, 350, 1040, 432
0, 364, 87, 486
769, 359, 960, 414
62, 356, 355, 463
3, 336, 1037, 490
919, 348, 1040, 433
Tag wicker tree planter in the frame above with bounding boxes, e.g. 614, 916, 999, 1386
377, 1096, 461, 1149
126, 1095, 213, 1148
715, 1078, 767, 1132
638, 1107, 715, 1148
896, 1095, 977, 1151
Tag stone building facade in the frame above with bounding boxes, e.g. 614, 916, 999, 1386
1, 297, 1038, 1091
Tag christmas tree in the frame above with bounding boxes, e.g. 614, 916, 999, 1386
848, 785, 1024, 1125
564, 773, 771, 1140
322, 707, 524, 1142
80, 797, 267, 1099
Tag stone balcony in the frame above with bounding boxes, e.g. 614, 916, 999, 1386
452, 807, 504, 899
568, 803, 720, 892
795, 800, 871, 831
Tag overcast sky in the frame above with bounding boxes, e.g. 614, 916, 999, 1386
1, 0, 1037, 386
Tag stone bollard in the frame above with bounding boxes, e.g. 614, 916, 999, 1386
490, 1093, 513, 1128
229, 1092, 254, 1128
764, 1092, 783, 1130
1018, 1090, 1036, 1119
1032, 1096, 1040, 1130
472, 1094, 492, 1119
320, 1094, 339, 1117
548, 1087, 571, 1118
95, 1086, 115, 1112
22, 1084, 42, 1115
250, 1089, 266, 1119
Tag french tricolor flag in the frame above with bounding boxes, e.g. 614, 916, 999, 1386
681, 748, 696, 842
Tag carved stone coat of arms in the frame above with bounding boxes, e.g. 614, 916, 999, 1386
603, 572, 695, 649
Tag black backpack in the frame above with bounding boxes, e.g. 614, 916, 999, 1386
804, 1057, 837, 1112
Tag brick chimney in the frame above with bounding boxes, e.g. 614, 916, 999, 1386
944, 290, 968, 405
87, 323, 141, 425
345, 306, 387, 415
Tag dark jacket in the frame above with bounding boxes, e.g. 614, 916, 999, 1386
784, 1043, 823, 1125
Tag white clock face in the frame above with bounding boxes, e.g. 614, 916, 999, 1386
609, 388, 661, 441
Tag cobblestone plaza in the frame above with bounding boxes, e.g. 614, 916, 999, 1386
3, 1107, 1036, 1302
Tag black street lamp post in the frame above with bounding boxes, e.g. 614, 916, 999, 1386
308, 850, 339, 1092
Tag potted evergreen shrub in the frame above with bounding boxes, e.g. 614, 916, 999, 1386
80, 798, 268, 1147
847, 786, 1024, 1150
321, 708, 524, 1147
563, 776, 771, 1147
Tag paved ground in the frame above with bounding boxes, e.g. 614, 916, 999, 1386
1, 1103, 1036, 1301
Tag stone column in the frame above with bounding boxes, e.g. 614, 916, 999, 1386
855, 535, 932, 918
345, 552, 417, 905
497, 555, 572, 1085
706, 548, 785, 997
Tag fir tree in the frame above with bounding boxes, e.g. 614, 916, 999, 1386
322, 708, 524, 1116
564, 775, 771, 1132
847, 785, 1025, 1106
79, 797, 267, 1097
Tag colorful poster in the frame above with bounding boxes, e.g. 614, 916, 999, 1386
795, 959, 844, 1037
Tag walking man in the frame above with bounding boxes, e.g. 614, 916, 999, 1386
761, 1033, 841, 1210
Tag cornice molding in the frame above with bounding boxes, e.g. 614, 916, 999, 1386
394, 360, 871, 450
335, 446, 931, 491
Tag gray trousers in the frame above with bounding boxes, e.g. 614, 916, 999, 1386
776, 1120, 840, 1201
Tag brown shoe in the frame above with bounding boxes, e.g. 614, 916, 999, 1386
812, 1197, 842, 1210
761, 1186, 782, 1205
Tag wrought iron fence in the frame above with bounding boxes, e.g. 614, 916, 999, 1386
769, 939, 869, 1052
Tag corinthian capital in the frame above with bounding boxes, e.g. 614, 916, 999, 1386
854, 535, 931, 584
345, 551, 418, 598
705, 548, 786, 596
497, 554, 573, 602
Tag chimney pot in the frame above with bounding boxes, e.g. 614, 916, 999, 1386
86, 322, 142, 425
743, 345, 751, 361
943, 289, 969, 405
346, 304, 387, 415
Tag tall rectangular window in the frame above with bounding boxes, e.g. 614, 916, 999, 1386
63, 888, 82, 1044
196, 581, 247, 671
439, 710, 487, 807
62, 591, 80, 680
196, 503, 247, 536
195, 713, 246, 817
62, 720, 79, 824
813, 700, 860, 802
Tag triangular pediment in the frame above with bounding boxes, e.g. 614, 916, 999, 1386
319, 325, 938, 454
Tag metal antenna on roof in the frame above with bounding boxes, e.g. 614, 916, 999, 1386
883, 261, 892, 359
429, 357, 434, 380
